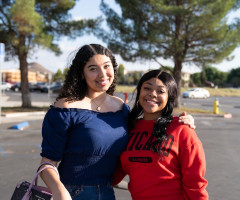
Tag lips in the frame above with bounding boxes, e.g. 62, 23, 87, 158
96, 79, 109, 86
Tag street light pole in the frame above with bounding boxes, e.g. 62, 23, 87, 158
0, 43, 5, 124
48, 72, 52, 100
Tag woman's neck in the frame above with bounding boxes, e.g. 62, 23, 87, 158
86, 92, 108, 111
143, 112, 162, 121
86, 92, 107, 100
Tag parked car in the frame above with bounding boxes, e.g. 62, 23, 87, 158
0, 82, 12, 91
33, 82, 48, 92
11, 82, 35, 92
50, 82, 63, 93
10, 82, 21, 92
39, 83, 51, 93
205, 81, 215, 88
182, 88, 210, 99
38, 82, 63, 93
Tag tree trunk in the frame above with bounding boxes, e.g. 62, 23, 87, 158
19, 52, 32, 108
173, 4, 183, 108
173, 59, 182, 108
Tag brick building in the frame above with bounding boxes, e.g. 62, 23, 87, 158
1, 62, 53, 83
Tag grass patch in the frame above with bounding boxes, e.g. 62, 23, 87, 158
116, 85, 136, 93
118, 86, 240, 97
173, 107, 225, 115
181, 87, 240, 97
207, 88, 240, 97
2, 106, 49, 113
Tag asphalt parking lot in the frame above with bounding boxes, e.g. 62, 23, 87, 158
1, 92, 240, 199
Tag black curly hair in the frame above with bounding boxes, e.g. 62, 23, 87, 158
56, 44, 118, 102
128, 70, 177, 154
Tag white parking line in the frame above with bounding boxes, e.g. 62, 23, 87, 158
0, 146, 8, 157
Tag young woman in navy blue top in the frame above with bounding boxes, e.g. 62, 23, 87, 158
39, 44, 195, 200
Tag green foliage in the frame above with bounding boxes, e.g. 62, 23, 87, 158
100, 0, 240, 106
0, 0, 101, 107
215, 71, 228, 86
1, 0, 101, 58
63, 67, 69, 77
9, 0, 50, 55
53, 68, 64, 81
200, 69, 207, 85
203, 66, 228, 86
10, 0, 43, 34
227, 67, 240, 86
191, 66, 229, 87
117, 64, 125, 84
132, 71, 140, 85
125, 76, 134, 85
190, 73, 202, 86
100, 0, 239, 65
160, 66, 173, 75
53, 67, 70, 81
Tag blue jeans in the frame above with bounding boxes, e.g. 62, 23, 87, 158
65, 184, 116, 200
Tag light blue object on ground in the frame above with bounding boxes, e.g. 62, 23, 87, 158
12, 121, 29, 130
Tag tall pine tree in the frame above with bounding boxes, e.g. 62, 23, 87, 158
100, 0, 240, 107
0, 0, 101, 107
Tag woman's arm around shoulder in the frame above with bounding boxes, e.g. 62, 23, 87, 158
40, 157, 72, 200
178, 112, 196, 129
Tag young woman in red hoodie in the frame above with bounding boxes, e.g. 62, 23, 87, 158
114, 70, 208, 200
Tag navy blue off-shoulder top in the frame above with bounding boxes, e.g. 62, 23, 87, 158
41, 103, 130, 185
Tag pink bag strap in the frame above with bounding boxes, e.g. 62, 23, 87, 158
22, 162, 59, 200
37, 162, 57, 172
35, 162, 59, 185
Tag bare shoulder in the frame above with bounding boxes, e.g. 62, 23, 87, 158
108, 95, 124, 110
110, 95, 124, 104
54, 98, 88, 109
53, 98, 70, 108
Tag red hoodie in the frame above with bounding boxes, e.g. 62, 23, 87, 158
114, 117, 208, 200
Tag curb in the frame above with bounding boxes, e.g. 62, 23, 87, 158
1, 111, 46, 118
191, 113, 233, 118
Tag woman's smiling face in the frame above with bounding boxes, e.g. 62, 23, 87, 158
139, 77, 169, 120
83, 54, 114, 95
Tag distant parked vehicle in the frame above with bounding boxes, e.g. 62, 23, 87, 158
38, 82, 63, 93
182, 88, 210, 99
33, 82, 48, 92
39, 83, 51, 93
205, 81, 215, 88
50, 82, 63, 93
10, 82, 21, 92
0, 82, 12, 91
10, 82, 35, 92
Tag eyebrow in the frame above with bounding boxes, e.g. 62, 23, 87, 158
87, 61, 111, 68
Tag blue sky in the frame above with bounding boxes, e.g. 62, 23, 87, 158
2, 0, 240, 74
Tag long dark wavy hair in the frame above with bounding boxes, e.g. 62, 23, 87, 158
57, 44, 118, 102
128, 70, 178, 154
